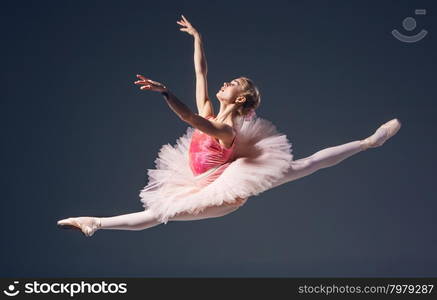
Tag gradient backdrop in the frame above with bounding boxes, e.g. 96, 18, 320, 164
2, 0, 436, 277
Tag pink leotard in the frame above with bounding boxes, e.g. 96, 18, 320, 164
188, 116, 236, 184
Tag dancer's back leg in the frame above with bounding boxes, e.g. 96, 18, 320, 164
170, 197, 247, 221
97, 198, 247, 231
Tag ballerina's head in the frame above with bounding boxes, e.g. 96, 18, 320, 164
216, 77, 261, 121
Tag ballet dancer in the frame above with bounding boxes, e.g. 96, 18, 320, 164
57, 15, 401, 237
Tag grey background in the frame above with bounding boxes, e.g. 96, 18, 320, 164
1, 0, 436, 277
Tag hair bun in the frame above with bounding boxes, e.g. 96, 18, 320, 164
244, 108, 257, 121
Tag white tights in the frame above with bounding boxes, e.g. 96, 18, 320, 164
270, 140, 365, 189
99, 204, 241, 231
99, 139, 366, 231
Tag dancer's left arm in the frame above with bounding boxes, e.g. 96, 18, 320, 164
134, 74, 234, 141
177, 15, 213, 118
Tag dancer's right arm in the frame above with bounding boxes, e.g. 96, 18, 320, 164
134, 74, 234, 144
177, 15, 214, 118
161, 90, 234, 143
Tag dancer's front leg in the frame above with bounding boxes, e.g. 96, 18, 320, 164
271, 118, 401, 189
271, 140, 365, 189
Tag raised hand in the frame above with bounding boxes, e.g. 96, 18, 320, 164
134, 74, 168, 93
176, 14, 199, 37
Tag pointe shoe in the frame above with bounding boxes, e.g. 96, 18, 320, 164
361, 118, 402, 150
57, 217, 101, 237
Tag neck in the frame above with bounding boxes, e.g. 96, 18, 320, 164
216, 102, 239, 125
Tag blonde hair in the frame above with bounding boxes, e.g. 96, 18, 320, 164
236, 77, 261, 117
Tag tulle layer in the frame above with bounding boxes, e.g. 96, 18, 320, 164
139, 117, 293, 223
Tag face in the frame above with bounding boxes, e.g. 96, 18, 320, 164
216, 78, 245, 104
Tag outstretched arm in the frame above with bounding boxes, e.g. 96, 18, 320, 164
134, 75, 233, 142
177, 15, 214, 118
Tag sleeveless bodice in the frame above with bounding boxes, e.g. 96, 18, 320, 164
188, 117, 236, 176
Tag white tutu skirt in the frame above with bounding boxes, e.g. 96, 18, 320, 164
139, 117, 294, 223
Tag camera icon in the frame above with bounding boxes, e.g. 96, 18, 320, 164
392, 9, 428, 43
3, 281, 20, 297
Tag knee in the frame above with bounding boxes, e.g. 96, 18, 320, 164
290, 156, 325, 176
294, 156, 318, 170
308, 154, 331, 169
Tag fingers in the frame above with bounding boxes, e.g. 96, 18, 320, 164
135, 75, 158, 86
148, 79, 166, 89
181, 14, 190, 24
134, 74, 166, 91
134, 79, 165, 90
134, 81, 153, 87
134, 77, 158, 85
134, 75, 151, 88
136, 74, 148, 81
135, 75, 164, 88
177, 14, 191, 28
134, 78, 148, 84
